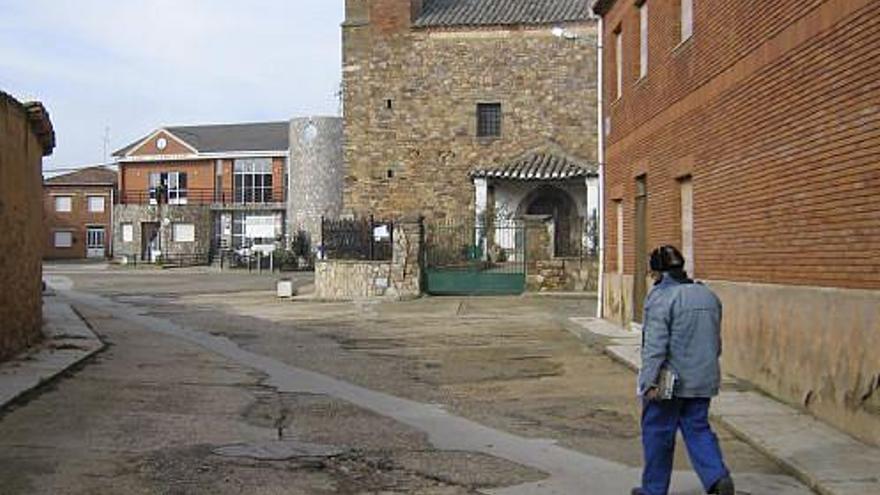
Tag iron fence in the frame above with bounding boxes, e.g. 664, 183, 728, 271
321, 215, 394, 261
119, 188, 282, 205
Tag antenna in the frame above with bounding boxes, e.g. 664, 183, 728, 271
102, 126, 111, 163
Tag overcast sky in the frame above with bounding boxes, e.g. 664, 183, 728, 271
0, 0, 344, 171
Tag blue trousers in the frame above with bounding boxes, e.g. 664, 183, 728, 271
641, 397, 729, 495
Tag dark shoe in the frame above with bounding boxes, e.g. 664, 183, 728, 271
709, 475, 735, 495
630, 489, 646, 495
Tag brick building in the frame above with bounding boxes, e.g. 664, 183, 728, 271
342, 0, 601, 252
112, 122, 290, 263
43, 166, 117, 259
593, 0, 880, 444
0, 91, 55, 361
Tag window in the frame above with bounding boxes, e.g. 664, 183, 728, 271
680, 0, 693, 42
680, 177, 694, 276
616, 201, 624, 274
172, 223, 195, 242
54, 231, 73, 248
87, 196, 105, 213
234, 158, 274, 203
148, 172, 188, 205
639, 3, 648, 79
476, 103, 502, 138
614, 28, 623, 99
55, 196, 72, 212
122, 223, 134, 243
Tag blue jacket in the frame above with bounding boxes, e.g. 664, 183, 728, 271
638, 273, 723, 398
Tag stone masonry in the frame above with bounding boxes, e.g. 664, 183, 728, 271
315, 220, 422, 300
342, 0, 597, 222
288, 117, 344, 248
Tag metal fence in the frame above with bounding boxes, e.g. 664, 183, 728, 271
119, 188, 281, 205
321, 216, 394, 261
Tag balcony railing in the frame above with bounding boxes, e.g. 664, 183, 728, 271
119, 188, 281, 206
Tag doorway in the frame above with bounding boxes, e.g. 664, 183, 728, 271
141, 222, 160, 262
86, 227, 106, 258
633, 176, 648, 323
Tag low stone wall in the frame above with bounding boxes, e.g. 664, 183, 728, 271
0, 93, 54, 361
528, 258, 599, 292
315, 221, 422, 301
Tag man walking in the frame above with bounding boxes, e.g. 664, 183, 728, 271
632, 245, 735, 495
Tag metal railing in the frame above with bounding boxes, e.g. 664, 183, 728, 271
119, 188, 282, 206
321, 215, 394, 261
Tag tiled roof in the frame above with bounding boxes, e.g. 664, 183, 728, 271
113, 121, 290, 157
471, 151, 597, 180
414, 0, 593, 28
44, 166, 117, 186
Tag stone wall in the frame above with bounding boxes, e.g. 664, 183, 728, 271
113, 204, 213, 262
0, 92, 54, 361
342, 4, 597, 222
315, 221, 422, 300
529, 258, 599, 293
288, 117, 344, 249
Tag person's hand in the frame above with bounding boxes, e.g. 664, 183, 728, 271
644, 387, 660, 401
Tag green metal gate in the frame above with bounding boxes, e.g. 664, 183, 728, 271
424, 220, 526, 295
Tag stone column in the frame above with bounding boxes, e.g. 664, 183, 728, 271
586, 176, 599, 254
388, 219, 423, 300
474, 177, 488, 259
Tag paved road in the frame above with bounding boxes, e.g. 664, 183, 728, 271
0, 265, 813, 494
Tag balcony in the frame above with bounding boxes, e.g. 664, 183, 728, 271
119, 188, 285, 210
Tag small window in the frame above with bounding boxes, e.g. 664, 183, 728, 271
54, 231, 73, 248
476, 103, 502, 138
122, 223, 134, 243
680, 0, 693, 42
55, 196, 72, 212
639, 3, 648, 79
385, 98, 393, 110
173, 223, 195, 243
87, 196, 105, 213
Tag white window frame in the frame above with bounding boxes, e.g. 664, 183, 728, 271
55, 196, 72, 213
639, 3, 649, 79
87, 195, 105, 213
681, 0, 693, 42
172, 223, 195, 243
615, 29, 623, 99
122, 223, 134, 243
54, 231, 73, 248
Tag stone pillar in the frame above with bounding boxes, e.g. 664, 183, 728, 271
474, 178, 488, 259
388, 220, 423, 300
586, 176, 600, 254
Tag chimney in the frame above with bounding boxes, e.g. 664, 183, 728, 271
369, 0, 423, 35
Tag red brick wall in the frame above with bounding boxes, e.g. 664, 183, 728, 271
601, 0, 880, 290
120, 160, 215, 202
43, 185, 114, 259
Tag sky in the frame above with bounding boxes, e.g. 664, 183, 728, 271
0, 0, 344, 171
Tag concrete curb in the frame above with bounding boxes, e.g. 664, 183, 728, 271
563, 316, 880, 495
0, 297, 104, 411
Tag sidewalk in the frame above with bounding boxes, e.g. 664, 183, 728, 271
0, 296, 104, 410
564, 317, 880, 495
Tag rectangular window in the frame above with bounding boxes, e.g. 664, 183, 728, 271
87, 196, 105, 213
639, 3, 648, 79
172, 223, 195, 243
614, 28, 623, 99
148, 172, 188, 205
680, 177, 694, 276
55, 196, 72, 212
616, 201, 624, 274
54, 231, 73, 248
122, 223, 134, 243
234, 158, 274, 204
681, 0, 693, 42
476, 103, 502, 138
